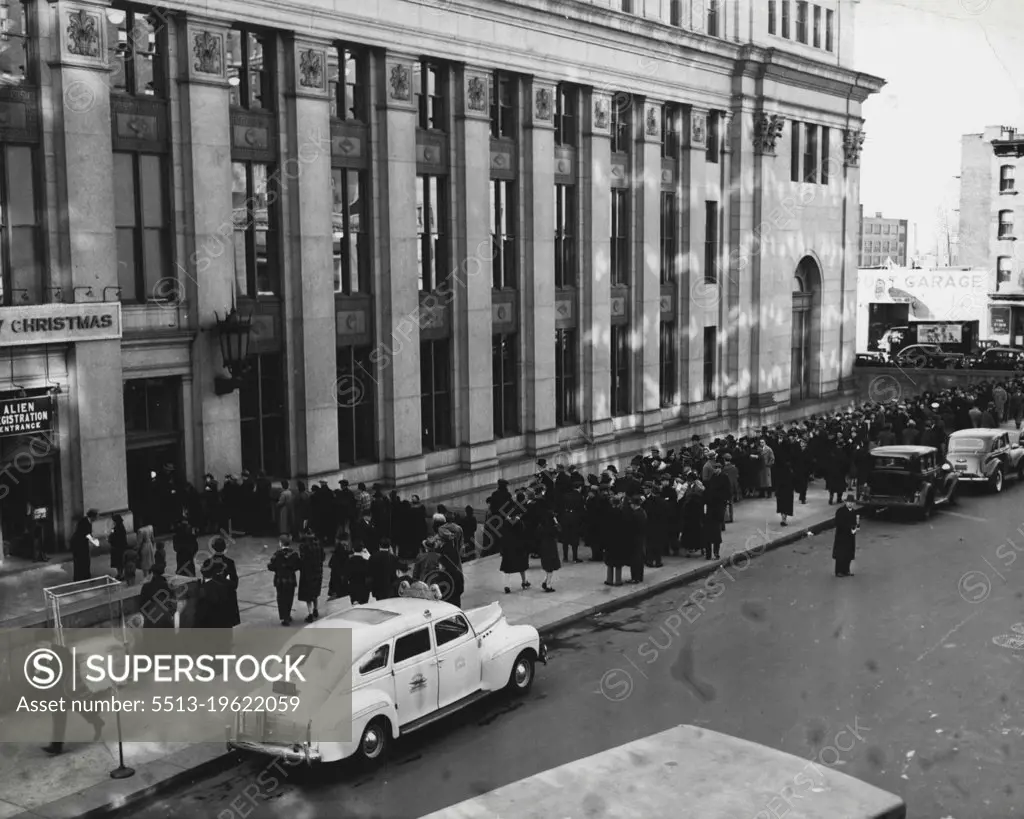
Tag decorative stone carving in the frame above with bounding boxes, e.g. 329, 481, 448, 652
594, 97, 610, 131
691, 113, 706, 147
389, 64, 411, 101
535, 87, 553, 122
299, 49, 324, 90
753, 112, 785, 155
467, 77, 487, 112
192, 31, 222, 75
66, 9, 100, 58
645, 106, 659, 138
843, 129, 866, 166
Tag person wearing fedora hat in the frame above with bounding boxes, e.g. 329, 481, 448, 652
833, 494, 859, 577
70, 509, 99, 582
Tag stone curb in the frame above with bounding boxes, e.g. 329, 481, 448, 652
14, 513, 837, 819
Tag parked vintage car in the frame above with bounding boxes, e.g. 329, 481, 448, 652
857, 445, 958, 519
946, 428, 1024, 492
965, 346, 1024, 371
893, 344, 965, 369
227, 597, 546, 765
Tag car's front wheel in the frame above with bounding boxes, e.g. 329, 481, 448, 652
357, 718, 389, 765
991, 467, 1005, 494
506, 651, 535, 695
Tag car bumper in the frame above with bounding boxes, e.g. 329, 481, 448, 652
227, 739, 321, 764
952, 473, 987, 482
539, 642, 548, 665
859, 497, 922, 509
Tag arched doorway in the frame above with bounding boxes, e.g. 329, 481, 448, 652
791, 257, 822, 401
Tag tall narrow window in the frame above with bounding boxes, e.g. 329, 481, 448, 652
114, 153, 169, 303
820, 126, 830, 184
492, 334, 519, 438
414, 60, 447, 132
417, 175, 447, 291
106, 6, 165, 96
796, 1, 808, 43
555, 329, 577, 426
554, 184, 576, 288
0, 0, 29, 85
706, 112, 719, 164
611, 95, 630, 154
791, 121, 801, 182
813, 5, 821, 47
768, 0, 777, 34
999, 210, 1015, 240
332, 168, 368, 294
328, 46, 367, 121
826, 9, 834, 51
661, 192, 677, 284
998, 256, 1012, 285
703, 326, 718, 400
1001, 165, 1016, 192
610, 325, 631, 417
226, 27, 272, 110
621, 0, 633, 11
337, 346, 376, 465
661, 103, 678, 158
611, 189, 630, 286
803, 124, 818, 183
232, 162, 278, 297
239, 354, 286, 476
670, 0, 682, 26
704, 200, 719, 285
0, 145, 42, 306
555, 84, 576, 147
490, 71, 515, 139
659, 322, 676, 408
707, 0, 719, 35
421, 340, 452, 451
782, 0, 790, 37
491, 179, 516, 289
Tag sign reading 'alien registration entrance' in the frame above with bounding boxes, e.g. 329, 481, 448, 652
0, 303, 122, 347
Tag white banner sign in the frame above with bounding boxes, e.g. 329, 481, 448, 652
0, 303, 122, 347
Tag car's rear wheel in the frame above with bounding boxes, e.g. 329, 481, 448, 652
506, 651, 535, 695
357, 718, 389, 764
991, 467, 1004, 494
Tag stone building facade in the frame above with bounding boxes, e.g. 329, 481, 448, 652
0, 0, 881, 550
858, 206, 908, 268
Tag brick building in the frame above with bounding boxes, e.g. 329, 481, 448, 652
0, 0, 881, 553
858, 206, 908, 267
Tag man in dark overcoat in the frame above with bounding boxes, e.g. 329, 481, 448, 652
833, 494, 859, 577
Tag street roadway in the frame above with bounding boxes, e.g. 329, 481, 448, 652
118, 486, 1024, 819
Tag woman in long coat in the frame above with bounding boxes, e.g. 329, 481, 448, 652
538, 509, 561, 592
678, 478, 705, 554
773, 440, 795, 526
825, 443, 849, 505
603, 496, 629, 586
297, 534, 324, 622
791, 440, 810, 504
70, 511, 97, 582
832, 495, 859, 577
109, 515, 128, 580
499, 512, 530, 593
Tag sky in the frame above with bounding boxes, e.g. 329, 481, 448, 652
854, 0, 1024, 255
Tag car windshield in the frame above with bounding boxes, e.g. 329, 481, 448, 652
949, 438, 985, 453
873, 456, 910, 468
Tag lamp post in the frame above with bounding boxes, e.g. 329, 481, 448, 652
213, 308, 253, 395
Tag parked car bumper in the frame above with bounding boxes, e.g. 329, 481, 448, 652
227, 739, 321, 764
539, 642, 548, 665
951, 472, 988, 482
857, 495, 923, 509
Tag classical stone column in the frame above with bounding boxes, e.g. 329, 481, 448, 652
581, 90, 613, 442
719, 111, 740, 414
729, 108, 758, 413
453, 66, 497, 472
682, 106, 709, 407
523, 76, 558, 454
178, 16, 241, 479
285, 36, 338, 477
838, 129, 866, 392
53, 0, 129, 520
377, 53, 427, 487
636, 99, 663, 432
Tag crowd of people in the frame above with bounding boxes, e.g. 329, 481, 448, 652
113, 377, 1023, 626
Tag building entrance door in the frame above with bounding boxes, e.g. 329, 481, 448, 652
126, 443, 183, 535
0, 449, 57, 560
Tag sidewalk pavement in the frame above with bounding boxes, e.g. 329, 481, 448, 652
0, 488, 838, 819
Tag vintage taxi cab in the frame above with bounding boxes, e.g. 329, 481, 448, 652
946, 428, 1024, 492
227, 597, 546, 765
858, 445, 958, 519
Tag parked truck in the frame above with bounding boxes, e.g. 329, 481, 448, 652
879, 320, 980, 358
